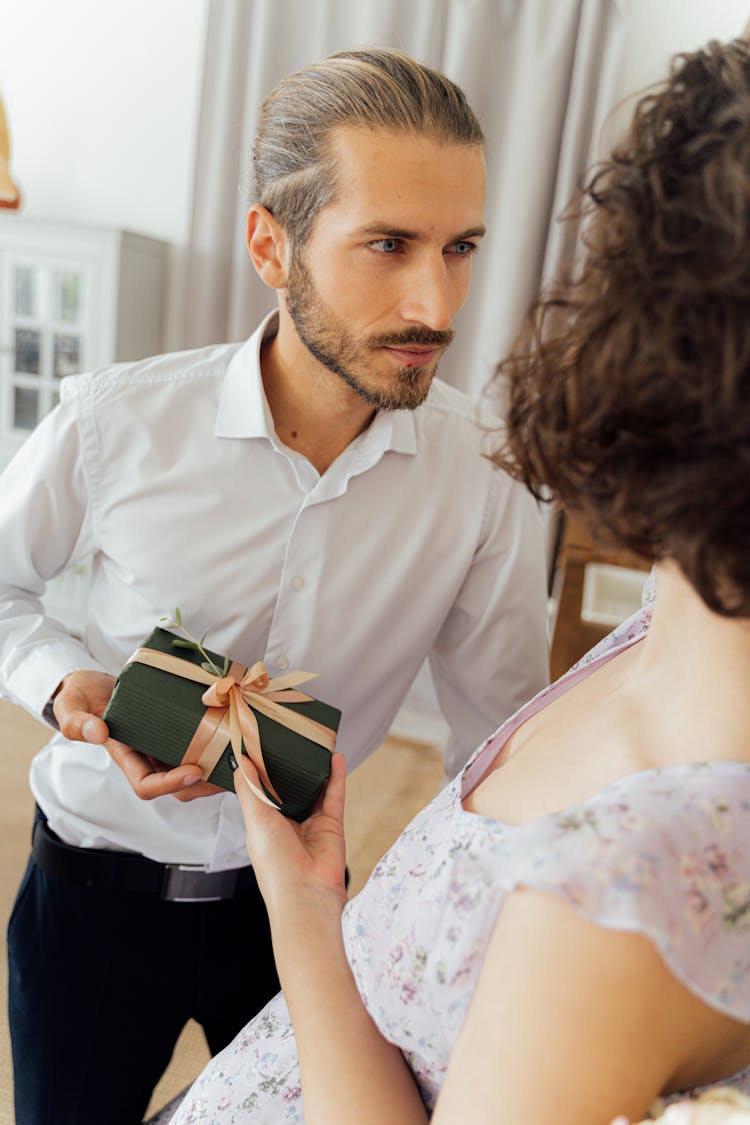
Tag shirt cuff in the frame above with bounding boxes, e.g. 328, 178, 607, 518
7, 639, 110, 723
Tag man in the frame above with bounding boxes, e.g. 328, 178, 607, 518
2, 48, 548, 1125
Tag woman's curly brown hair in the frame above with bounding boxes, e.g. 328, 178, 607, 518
491, 40, 750, 616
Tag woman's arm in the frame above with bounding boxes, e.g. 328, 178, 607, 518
235, 754, 428, 1124
433, 888, 745, 1125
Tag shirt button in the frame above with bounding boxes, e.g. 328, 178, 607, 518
290, 576, 304, 590
276, 656, 290, 670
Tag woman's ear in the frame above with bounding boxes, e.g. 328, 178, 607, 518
246, 205, 289, 289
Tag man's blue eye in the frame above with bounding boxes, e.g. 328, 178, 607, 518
368, 238, 405, 254
452, 241, 477, 256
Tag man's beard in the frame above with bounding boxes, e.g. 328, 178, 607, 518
285, 255, 453, 411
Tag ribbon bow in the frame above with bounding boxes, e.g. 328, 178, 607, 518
128, 648, 337, 808
200, 661, 322, 806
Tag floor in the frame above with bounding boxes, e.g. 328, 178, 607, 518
0, 699, 443, 1123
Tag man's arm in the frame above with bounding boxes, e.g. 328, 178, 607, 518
429, 472, 549, 774
0, 399, 215, 800
0, 398, 106, 712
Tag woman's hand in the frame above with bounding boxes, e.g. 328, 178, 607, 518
234, 752, 428, 1125
233, 751, 348, 917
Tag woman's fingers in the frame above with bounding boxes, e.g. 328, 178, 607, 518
234, 751, 345, 827
233, 754, 279, 825
320, 752, 346, 823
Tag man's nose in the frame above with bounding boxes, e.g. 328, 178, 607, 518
400, 257, 454, 331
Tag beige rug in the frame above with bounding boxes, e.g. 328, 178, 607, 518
0, 699, 443, 1122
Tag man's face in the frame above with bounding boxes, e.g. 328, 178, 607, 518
283, 126, 486, 411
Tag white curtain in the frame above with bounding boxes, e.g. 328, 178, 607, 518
181, 0, 630, 401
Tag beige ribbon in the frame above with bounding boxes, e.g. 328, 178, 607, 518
127, 647, 336, 808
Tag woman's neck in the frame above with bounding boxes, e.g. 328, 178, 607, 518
625, 562, 750, 764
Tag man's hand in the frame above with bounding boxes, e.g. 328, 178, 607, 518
52, 670, 222, 802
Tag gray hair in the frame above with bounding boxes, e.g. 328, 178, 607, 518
252, 46, 484, 250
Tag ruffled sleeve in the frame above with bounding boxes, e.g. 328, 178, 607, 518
511, 764, 750, 1021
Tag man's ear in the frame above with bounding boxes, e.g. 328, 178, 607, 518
246, 205, 289, 289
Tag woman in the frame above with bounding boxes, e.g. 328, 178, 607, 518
170, 40, 750, 1125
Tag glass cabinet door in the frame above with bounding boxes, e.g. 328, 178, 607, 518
3, 257, 88, 433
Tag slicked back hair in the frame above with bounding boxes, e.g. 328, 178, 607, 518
251, 47, 484, 251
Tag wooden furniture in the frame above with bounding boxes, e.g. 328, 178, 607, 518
549, 514, 650, 680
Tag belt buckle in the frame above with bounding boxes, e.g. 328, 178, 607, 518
160, 864, 239, 902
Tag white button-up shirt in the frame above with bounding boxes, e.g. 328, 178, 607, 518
0, 313, 548, 869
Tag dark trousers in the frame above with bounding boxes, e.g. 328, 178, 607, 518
7, 827, 280, 1125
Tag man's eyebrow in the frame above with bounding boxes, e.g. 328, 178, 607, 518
352, 224, 486, 242
452, 226, 486, 241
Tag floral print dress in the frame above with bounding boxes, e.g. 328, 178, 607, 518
170, 589, 750, 1123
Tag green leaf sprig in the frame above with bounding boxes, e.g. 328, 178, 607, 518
160, 608, 231, 678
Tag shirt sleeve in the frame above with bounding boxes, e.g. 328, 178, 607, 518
511, 773, 750, 1023
0, 384, 108, 720
429, 471, 550, 776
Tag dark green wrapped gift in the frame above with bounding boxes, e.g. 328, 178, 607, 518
103, 626, 340, 821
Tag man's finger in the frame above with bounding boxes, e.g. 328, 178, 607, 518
56, 709, 109, 744
104, 738, 204, 801
140, 753, 223, 802
173, 779, 224, 802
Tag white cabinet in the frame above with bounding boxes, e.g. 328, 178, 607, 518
0, 217, 167, 466
0, 218, 168, 637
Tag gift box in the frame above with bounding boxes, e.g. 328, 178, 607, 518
103, 626, 340, 821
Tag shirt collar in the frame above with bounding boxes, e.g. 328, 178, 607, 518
215, 311, 279, 440
214, 309, 418, 458
353, 400, 417, 459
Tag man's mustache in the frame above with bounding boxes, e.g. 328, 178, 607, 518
370, 327, 454, 349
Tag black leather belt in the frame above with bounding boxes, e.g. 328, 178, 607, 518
31, 814, 257, 902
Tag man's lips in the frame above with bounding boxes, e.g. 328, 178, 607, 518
381, 345, 442, 367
